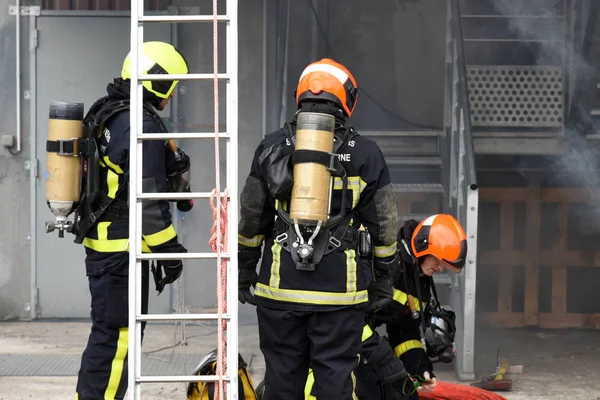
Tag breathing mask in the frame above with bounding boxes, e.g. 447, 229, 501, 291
423, 306, 456, 364
166, 146, 193, 212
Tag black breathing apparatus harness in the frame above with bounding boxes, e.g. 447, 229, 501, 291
271, 117, 359, 271
68, 97, 168, 244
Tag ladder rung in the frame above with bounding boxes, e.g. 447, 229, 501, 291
138, 132, 230, 140
137, 375, 231, 384
137, 252, 229, 261
138, 15, 230, 23
139, 73, 229, 81
137, 313, 230, 322
137, 192, 229, 200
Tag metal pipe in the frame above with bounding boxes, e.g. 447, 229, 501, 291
15, 0, 22, 154
28, 10, 37, 320
262, 0, 267, 136
279, 0, 291, 126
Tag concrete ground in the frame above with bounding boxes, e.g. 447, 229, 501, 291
0, 320, 599, 399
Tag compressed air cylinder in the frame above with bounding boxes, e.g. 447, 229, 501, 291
289, 112, 336, 224
46, 100, 85, 221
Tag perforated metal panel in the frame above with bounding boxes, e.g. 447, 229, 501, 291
467, 66, 564, 128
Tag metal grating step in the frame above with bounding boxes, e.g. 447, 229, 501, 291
0, 353, 208, 377
392, 183, 444, 194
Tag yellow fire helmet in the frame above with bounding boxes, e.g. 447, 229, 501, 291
121, 41, 189, 99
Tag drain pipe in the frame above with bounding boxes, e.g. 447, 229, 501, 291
15, 0, 22, 154
28, 10, 38, 319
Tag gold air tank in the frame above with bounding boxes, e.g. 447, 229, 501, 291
289, 112, 336, 224
45, 100, 84, 237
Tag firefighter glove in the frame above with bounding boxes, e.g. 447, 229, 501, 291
238, 247, 260, 305
369, 256, 397, 311
152, 260, 183, 295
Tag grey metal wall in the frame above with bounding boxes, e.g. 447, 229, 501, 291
0, 0, 448, 320
0, 0, 31, 319
34, 15, 174, 318
267, 0, 447, 133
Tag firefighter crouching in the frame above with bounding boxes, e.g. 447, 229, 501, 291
355, 214, 467, 399
237, 58, 398, 400
74, 41, 191, 400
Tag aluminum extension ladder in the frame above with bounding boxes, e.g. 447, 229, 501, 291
127, 0, 239, 399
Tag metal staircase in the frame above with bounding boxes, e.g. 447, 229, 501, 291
458, 0, 567, 135
361, 130, 453, 291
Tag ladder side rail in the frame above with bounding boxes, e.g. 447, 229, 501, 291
123, 2, 240, 397
225, 0, 240, 397
127, 0, 144, 398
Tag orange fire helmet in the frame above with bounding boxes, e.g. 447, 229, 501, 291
295, 58, 359, 118
411, 214, 468, 272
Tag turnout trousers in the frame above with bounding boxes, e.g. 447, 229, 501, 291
256, 304, 365, 400
75, 258, 149, 400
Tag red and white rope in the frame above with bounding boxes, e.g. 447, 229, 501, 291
207, 0, 228, 398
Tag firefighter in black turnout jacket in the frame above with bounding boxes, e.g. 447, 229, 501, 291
238, 58, 399, 400
355, 214, 467, 399
74, 41, 191, 400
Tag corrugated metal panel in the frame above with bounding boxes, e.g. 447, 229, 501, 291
41, 0, 170, 11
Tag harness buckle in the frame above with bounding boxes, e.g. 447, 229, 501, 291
275, 232, 288, 243
329, 236, 341, 248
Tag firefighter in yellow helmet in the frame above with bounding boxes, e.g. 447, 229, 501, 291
74, 41, 191, 400
238, 58, 398, 399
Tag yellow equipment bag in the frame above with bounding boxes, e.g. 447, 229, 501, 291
186, 349, 258, 400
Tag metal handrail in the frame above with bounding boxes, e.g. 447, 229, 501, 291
451, 0, 478, 190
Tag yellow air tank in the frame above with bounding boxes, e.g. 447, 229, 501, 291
289, 112, 336, 225
45, 100, 85, 237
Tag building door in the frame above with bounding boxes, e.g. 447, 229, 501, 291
35, 14, 172, 318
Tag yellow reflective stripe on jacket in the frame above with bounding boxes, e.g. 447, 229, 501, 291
83, 221, 151, 253
362, 324, 374, 341
255, 283, 369, 306
394, 339, 424, 358
373, 241, 398, 258
106, 169, 120, 199
345, 249, 357, 293
102, 155, 124, 174
238, 234, 264, 248
101, 156, 124, 199
268, 242, 282, 288
142, 224, 176, 247
393, 288, 422, 311
333, 176, 368, 208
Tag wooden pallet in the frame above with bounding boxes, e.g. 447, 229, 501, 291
392, 186, 600, 329
479, 187, 600, 329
